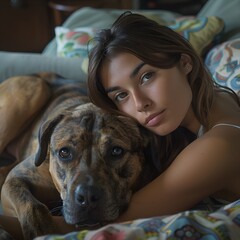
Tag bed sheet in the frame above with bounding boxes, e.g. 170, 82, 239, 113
35, 199, 240, 240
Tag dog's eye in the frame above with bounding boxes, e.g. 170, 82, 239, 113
59, 147, 72, 161
111, 147, 124, 158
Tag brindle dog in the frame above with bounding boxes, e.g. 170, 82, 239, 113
0, 76, 159, 240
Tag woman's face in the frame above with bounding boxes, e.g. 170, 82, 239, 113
101, 53, 193, 136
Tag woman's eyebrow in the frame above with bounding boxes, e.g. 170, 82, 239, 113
105, 86, 120, 94
130, 62, 145, 79
105, 62, 146, 94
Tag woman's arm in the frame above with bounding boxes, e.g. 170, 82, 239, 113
117, 130, 240, 222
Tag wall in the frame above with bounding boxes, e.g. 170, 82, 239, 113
0, 0, 52, 52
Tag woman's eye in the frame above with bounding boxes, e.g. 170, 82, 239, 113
115, 92, 128, 102
59, 147, 72, 161
141, 72, 154, 84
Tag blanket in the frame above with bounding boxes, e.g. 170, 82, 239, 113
35, 199, 240, 240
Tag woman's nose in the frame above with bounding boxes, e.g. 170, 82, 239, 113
133, 91, 151, 112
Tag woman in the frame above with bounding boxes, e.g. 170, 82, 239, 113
87, 12, 240, 221
0, 12, 239, 239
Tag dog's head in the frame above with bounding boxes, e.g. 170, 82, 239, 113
35, 102, 156, 227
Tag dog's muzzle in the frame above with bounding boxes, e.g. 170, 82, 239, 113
62, 175, 114, 227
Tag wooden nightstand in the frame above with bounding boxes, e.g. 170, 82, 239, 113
138, 0, 207, 15
48, 0, 105, 26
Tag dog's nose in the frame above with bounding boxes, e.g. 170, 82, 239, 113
75, 184, 101, 209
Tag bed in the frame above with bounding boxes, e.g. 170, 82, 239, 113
35, 200, 240, 240
0, 0, 240, 239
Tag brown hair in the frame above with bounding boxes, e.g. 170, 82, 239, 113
87, 12, 239, 170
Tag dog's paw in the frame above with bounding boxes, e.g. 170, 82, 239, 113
0, 225, 14, 240
20, 204, 57, 240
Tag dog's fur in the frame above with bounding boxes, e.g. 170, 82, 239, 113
0, 76, 51, 190
0, 75, 159, 239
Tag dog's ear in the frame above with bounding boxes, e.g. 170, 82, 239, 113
35, 115, 63, 167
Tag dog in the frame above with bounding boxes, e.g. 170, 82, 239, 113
0, 75, 159, 240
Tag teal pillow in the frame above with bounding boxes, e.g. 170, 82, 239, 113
0, 51, 87, 83
198, 0, 240, 41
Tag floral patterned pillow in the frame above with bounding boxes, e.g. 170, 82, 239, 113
55, 27, 97, 74
205, 38, 240, 94
55, 27, 96, 58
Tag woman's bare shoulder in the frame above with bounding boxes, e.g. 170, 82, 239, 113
116, 125, 240, 220
166, 126, 240, 201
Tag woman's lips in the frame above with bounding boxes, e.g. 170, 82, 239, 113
145, 110, 165, 127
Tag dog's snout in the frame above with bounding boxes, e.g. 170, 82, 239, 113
75, 184, 101, 209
